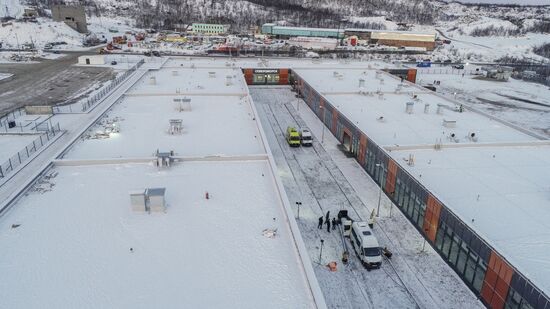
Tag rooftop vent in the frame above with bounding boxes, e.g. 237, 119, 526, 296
149, 76, 156, 85
406, 101, 414, 114
155, 150, 175, 168
359, 78, 365, 88
424, 103, 430, 114
443, 119, 456, 128
174, 97, 192, 112
468, 132, 478, 142
172, 70, 178, 76
169, 119, 183, 135
226, 75, 233, 86
208, 72, 216, 78
437, 104, 445, 115
449, 132, 459, 143
333, 71, 339, 77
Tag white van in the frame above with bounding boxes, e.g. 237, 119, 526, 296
350, 222, 382, 269
300, 129, 313, 146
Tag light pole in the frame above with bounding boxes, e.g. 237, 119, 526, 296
319, 239, 324, 264
296, 201, 302, 219
376, 163, 383, 217
319, 105, 326, 144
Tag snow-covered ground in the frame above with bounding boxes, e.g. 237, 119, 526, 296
0, 134, 36, 163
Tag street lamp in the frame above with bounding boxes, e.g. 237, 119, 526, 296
296, 201, 302, 219
376, 163, 383, 217
319, 239, 324, 264
319, 105, 326, 144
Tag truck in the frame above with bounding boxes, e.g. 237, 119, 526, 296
286, 126, 301, 147
350, 222, 383, 269
300, 129, 313, 146
416, 59, 431, 68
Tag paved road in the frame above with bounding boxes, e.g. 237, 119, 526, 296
0, 49, 115, 116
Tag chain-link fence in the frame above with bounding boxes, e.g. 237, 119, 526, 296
0, 123, 62, 178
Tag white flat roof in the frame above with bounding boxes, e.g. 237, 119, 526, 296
0, 162, 315, 308
65, 94, 265, 159
294, 68, 536, 146
0, 135, 36, 163
0, 58, 320, 308
389, 145, 550, 295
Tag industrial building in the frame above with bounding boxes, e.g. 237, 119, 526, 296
191, 23, 229, 35
0, 58, 325, 308
346, 29, 437, 50
261, 24, 344, 39
1, 55, 547, 309
51, 5, 87, 33
290, 67, 550, 309
261, 24, 436, 50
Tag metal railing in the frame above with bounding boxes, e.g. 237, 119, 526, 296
0, 123, 62, 178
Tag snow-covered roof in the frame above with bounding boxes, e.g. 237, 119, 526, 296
0, 61, 323, 308
293, 66, 550, 296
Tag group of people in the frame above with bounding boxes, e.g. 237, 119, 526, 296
318, 211, 337, 233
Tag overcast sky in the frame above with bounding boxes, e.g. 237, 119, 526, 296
444, 0, 549, 5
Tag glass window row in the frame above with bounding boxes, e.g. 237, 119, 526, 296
435, 221, 486, 294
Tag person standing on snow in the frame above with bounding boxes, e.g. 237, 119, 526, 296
332, 218, 337, 230
318, 216, 323, 229
325, 211, 330, 223
326, 218, 331, 233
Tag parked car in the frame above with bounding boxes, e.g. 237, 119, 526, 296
111, 60, 118, 65
453, 64, 465, 70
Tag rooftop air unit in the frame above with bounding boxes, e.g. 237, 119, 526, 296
129, 190, 147, 212
333, 71, 339, 77
155, 150, 174, 168
149, 76, 156, 85
174, 97, 192, 112
226, 75, 233, 86
359, 78, 365, 88
406, 102, 414, 114
424, 103, 430, 114
172, 70, 178, 76
208, 72, 216, 78
146, 188, 166, 213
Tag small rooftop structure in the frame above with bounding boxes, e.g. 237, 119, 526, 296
169, 119, 183, 135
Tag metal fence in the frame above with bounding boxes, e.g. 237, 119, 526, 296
0, 123, 62, 178
0, 108, 24, 129
79, 59, 145, 113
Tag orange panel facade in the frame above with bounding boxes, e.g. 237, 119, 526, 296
384, 159, 398, 195
279, 69, 289, 85
407, 69, 417, 84
481, 252, 514, 309
357, 134, 367, 165
422, 195, 442, 242
243, 69, 254, 85
332, 109, 338, 135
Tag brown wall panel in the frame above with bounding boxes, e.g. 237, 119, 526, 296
407, 69, 417, 83
358, 134, 367, 165
422, 195, 442, 242
385, 159, 398, 195
243, 69, 254, 85
481, 251, 514, 309
332, 109, 338, 134
279, 69, 289, 85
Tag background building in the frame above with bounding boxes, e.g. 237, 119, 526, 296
51, 5, 87, 33
192, 23, 229, 35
